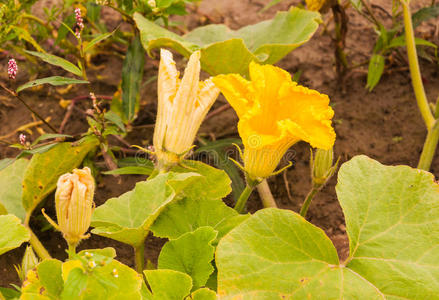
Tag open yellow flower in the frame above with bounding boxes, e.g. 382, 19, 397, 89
153, 49, 220, 170
213, 62, 335, 181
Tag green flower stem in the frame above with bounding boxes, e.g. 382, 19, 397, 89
28, 229, 52, 260
418, 121, 439, 170
68, 243, 77, 258
134, 242, 145, 274
234, 184, 254, 214
24, 213, 51, 260
256, 179, 278, 209
403, 1, 435, 130
300, 184, 323, 218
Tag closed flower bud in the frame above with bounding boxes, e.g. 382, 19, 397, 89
15, 246, 39, 282
311, 148, 337, 186
43, 167, 95, 247
153, 49, 219, 170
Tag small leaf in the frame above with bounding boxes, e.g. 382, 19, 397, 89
151, 197, 248, 244
103, 166, 153, 176
84, 31, 114, 53
91, 172, 200, 247
122, 34, 145, 122
31, 133, 73, 146
388, 35, 438, 49
22, 137, 99, 213
144, 269, 192, 300
366, 54, 385, 91
0, 215, 30, 256
412, 4, 439, 28
104, 111, 126, 132
17, 76, 89, 93
158, 227, 217, 290
190, 288, 217, 300
24, 50, 83, 77
36, 259, 64, 298
0, 159, 28, 221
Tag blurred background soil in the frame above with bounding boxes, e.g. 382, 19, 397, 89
1, 0, 438, 287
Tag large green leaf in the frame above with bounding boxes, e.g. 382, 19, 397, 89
91, 172, 200, 247
151, 196, 248, 244
0, 215, 30, 256
24, 50, 83, 77
122, 34, 145, 122
158, 227, 217, 290
190, 288, 217, 300
216, 156, 439, 299
17, 76, 88, 93
144, 269, 192, 300
171, 160, 232, 200
0, 158, 28, 221
338, 155, 439, 299
134, 7, 321, 76
22, 137, 99, 213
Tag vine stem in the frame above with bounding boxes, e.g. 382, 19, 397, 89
256, 179, 278, 208
300, 184, 322, 218
402, 1, 435, 130
402, 1, 438, 170
24, 213, 51, 260
234, 184, 254, 214
134, 242, 145, 274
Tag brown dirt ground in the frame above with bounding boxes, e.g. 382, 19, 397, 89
1, 0, 439, 288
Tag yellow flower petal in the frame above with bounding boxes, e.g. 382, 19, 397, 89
213, 62, 336, 180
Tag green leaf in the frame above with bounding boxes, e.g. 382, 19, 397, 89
61, 268, 88, 300
144, 269, 192, 300
158, 227, 217, 290
217, 155, 439, 299
134, 7, 321, 76
190, 288, 217, 300
0, 158, 15, 171
36, 259, 64, 298
337, 155, 439, 299
84, 31, 114, 53
216, 208, 384, 299
171, 160, 232, 200
261, 0, 284, 12
0, 287, 20, 300
17, 76, 89, 93
24, 50, 83, 77
387, 35, 438, 49
0, 158, 28, 220
151, 197, 248, 244
412, 4, 439, 28
366, 54, 385, 91
104, 111, 126, 133
0, 215, 30, 256
22, 137, 99, 213
103, 166, 153, 176
91, 172, 200, 247
31, 134, 72, 146
122, 34, 145, 122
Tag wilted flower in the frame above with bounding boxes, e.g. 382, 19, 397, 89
43, 167, 95, 247
213, 62, 335, 181
8, 58, 17, 79
153, 49, 220, 170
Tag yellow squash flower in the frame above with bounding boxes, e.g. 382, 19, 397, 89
43, 167, 95, 247
153, 49, 220, 170
213, 62, 335, 181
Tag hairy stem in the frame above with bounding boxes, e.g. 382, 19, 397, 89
24, 212, 52, 260
134, 242, 145, 274
300, 184, 322, 218
256, 179, 278, 208
402, 2, 435, 129
234, 184, 254, 214
418, 121, 439, 170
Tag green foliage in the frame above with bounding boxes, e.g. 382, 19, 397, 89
24, 50, 83, 77
122, 34, 145, 122
0, 215, 30, 256
143, 269, 192, 299
22, 137, 99, 214
134, 7, 321, 76
91, 172, 200, 247
20, 249, 143, 300
17, 76, 89, 93
216, 155, 439, 299
0, 159, 28, 221
158, 227, 217, 290
366, 54, 385, 91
